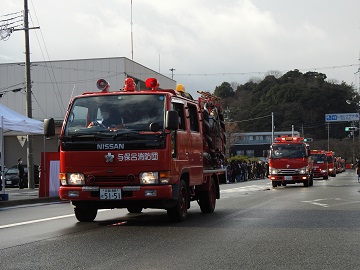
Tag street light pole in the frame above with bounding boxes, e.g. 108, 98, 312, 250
353, 127, 355, 164
346, 99, 360, 163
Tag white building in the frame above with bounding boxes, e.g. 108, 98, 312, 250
0, 57, 175, 167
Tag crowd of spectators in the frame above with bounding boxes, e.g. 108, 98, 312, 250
225, 160, 269, 183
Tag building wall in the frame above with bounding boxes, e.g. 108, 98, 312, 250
3, 135, 58, 169
0, 57, 175, 168
0, 57, 175, 121
230, 131, 301, 158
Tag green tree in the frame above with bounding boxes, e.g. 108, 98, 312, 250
214, 69, 358, 140
214, 82, 234, 98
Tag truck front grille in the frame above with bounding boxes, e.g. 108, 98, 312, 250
277, 169, 298, 174
94, 176, 129, 182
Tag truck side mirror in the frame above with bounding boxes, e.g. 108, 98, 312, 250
165, 110, 179, 131
44, 118, 55, 137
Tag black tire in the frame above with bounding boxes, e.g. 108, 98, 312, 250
303, 179, 309, 187
272, 181, 278, 188
199, 178, 217, 213
167, 180, 188, 222
127, 206, 143, 213
74, 206, 97, 222
323, 176, 328, 180
309, 176, 314, 186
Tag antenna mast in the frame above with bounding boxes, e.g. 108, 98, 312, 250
131, 0, 133, 60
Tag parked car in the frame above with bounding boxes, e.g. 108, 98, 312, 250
3, 164, 39, 188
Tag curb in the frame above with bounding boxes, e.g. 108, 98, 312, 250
0, 197, 66, 208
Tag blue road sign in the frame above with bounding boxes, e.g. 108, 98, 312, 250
325, 113, 359, 122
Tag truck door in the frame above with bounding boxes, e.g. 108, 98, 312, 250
187, 103, 203, 185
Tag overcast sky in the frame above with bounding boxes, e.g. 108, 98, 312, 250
1, 0, 360, 97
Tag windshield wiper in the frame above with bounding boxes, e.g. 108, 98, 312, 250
62, 134, 101, 142
63, 130, 117, 141
112, 130, 140, 140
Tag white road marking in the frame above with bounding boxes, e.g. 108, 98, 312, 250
0, 209, 110, 229
221, 185, 270, 194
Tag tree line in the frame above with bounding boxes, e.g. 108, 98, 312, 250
214, 69, 359, 141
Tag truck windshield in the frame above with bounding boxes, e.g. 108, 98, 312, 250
63, 94, 165, 136
312, 154, 326, 163
270, 144, 306, 159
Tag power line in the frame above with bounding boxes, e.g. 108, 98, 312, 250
228, 114, 272, 123
29, 0, 66, 116
172, 64, 360, 77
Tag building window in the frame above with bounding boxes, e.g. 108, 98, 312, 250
236, 150, 245, 156
246, 150, 255, 157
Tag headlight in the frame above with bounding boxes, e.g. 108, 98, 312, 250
139, 171, 171, 184
60, 173, 85, 185
269, 167, 278, 174
140, 172, 158, 184
299, 167, 307, 174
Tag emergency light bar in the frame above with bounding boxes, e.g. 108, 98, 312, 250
274, 136, 304, 142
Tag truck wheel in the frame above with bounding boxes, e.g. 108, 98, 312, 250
167, 180, 188, 222
323, 176, 328, 180
303, 180, 309, 187
199, 178, 217, 213
127, 206, 143, 213
74, 206, 97, 222
272, 181, 278, 188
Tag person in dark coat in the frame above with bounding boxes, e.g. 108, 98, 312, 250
17, 158, 25, 189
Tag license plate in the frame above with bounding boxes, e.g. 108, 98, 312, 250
100, 189, 122, 200
284, 176, 292, 181
6, 180, 11, 185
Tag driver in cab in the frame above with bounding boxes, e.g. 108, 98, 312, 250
88, 105, 124, 130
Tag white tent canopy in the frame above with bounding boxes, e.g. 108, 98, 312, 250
0, 103, 43, 135
0, 103, 44, 195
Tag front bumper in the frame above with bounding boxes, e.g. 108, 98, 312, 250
59, 184, 177, 209
269, 174, 310, 183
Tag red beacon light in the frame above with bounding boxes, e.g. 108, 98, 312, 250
97, 79, 110, 92
145, 78, 159, 90
124, 78, 136, 91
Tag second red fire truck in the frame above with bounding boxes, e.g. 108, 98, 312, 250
268, 136, 314, 188
310, 150, 329, 180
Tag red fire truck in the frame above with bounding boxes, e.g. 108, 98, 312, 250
268, 136, 313, 188
44, 77, 226, 222
310, 150, 329, 179
326, 151, 336, 177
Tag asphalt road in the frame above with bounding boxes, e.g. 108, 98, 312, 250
1, 171, 360, 270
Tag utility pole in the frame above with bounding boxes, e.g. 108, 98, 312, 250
24, 0, 35, 188
169, 68, 175, 79
327, 123, 330, 151
271, 112, 274, 143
